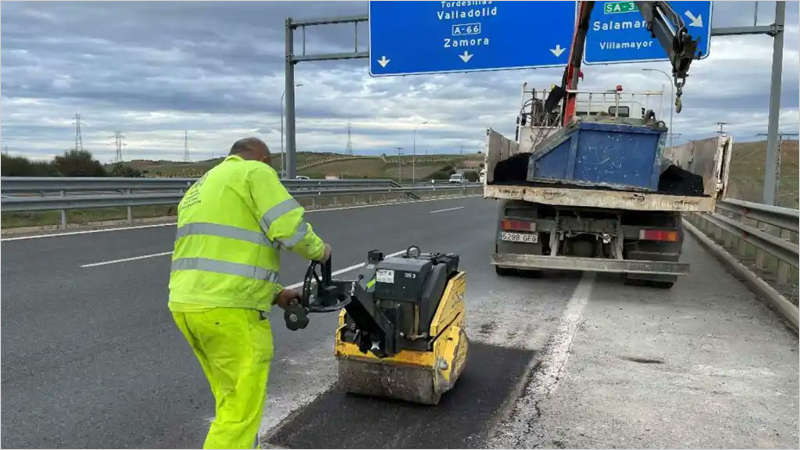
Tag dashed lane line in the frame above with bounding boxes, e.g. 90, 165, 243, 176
1, 195, 481, 242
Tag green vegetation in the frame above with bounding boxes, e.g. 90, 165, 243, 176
121, 152, 484, 182
2, 149, 109, 177
726, 140, 798, 208
2, 205, 178, 229
1, 150, 485, 229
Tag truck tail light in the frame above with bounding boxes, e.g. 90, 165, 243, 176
501, 220, 535, 232
639, 229, 678, 242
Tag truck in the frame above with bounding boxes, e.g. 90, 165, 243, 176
485, 88, 731, 288
483, 1, 732, 288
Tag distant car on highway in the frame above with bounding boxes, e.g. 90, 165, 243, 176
295, 175, 310, 180
448, 173, 464, 184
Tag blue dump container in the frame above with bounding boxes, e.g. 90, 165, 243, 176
527, 120, 667, 191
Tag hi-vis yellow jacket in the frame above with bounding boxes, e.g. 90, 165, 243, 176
168, 155, 325, 311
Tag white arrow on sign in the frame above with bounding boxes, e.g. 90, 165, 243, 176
550, 44, 566, 57
377, 56, 390, 68
684, 11, 703, 27
458, 51, 473, 63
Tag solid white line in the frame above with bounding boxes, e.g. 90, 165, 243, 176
80, 249, 409, 282
534, 272, 595, 396
0, 222, 177, 242
429, 206, 465, 214
1, 195, 482, 242
283, 249, 406, 289
80, 251, 174, 268
490, 272, 595, 448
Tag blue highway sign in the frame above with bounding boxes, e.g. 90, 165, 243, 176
584, 1, 712, 64
368, 1, 577, 76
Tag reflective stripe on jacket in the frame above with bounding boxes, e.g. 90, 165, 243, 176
168, 155, 325, 311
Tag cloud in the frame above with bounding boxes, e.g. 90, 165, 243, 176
1, 1, 798, 163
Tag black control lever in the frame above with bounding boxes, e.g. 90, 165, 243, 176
284, 254, 353, 331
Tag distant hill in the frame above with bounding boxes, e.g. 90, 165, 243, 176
726, 139, 798, 208
117, 152, 484, 181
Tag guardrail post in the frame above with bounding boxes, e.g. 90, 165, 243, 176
383, 193, 387, 203
755, 221, 765, 269
714, 219, 723, 241
368, 194, 372, 203
724, 214, 735, 248
126, 189, 133, 224
351, 195, 356, 205
738, 233, 748, 257
778, 228, 791, 285
59, 190, 67, 229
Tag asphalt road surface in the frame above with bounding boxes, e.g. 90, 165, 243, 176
2, 196, 797, 449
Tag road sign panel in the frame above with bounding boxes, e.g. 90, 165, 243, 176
584, 1, 712, 64
368, 1, 577, 76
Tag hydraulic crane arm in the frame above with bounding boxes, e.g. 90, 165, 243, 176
635, 1, 700, 111
559, 1, 702, 125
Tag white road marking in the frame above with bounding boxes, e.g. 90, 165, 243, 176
489, 271, 595, 448
1, 195, 481, 242
283, 249, 407, 289
80, 248, 408, 279
429, 206, 465, 214
0, 222, 177, 242
533, 271, 595, 397
80, 251, 174, 268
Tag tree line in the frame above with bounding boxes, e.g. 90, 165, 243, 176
1, 149, 142, 177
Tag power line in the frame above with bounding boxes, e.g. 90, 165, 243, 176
73, 114, 86, 151
3, 145, 8, 156
111, 131, 126, 163
184, 130, 190, 162
346, 121, 353, 156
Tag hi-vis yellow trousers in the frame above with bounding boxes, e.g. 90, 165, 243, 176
172, 308, 274, 449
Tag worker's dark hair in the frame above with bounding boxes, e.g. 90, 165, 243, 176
229, 137, 269, 156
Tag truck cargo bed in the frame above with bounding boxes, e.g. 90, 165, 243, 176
485, 129, 732, 213
527, 118, 667, 192
484, 183, 716, 212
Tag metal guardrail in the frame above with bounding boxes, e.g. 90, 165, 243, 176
0, 177, 401, 193
686, 198, 799, 287
1, 177, 481, 228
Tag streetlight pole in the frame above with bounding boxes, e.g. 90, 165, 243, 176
642, 68, 673, 148
413, 121, 427, 184
396, 147, 404, 183
281, 83, 303, 178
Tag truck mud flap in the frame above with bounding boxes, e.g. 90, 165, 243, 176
491, 253, 689, 276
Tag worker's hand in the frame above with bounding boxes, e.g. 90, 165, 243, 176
315, 243, 331, 263
274, 288, 301, 311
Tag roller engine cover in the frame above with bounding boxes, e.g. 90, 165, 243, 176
339, 249, 460, 357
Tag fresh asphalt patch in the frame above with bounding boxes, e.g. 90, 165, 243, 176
263, 343, 535, 449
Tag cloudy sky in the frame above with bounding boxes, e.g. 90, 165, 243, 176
1, 1, 798, 163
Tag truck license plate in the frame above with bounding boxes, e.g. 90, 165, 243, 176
500, 232, 538, 244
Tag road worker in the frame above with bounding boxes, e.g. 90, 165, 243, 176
168, 137, 331, 449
